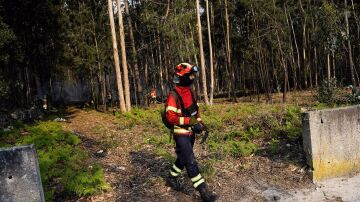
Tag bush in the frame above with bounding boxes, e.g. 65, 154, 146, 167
3, 121, 109, 201
116, 107, 164, 130
269, 138, 280, 154
200, 159, 217, 179
224, 140, 258, 157
315, 78, 352, 105
207, 131, 258, 158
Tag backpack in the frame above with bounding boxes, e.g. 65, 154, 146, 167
161, 89, 198, 129
161, 90, 180, 129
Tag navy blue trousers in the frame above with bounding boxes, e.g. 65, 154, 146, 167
173, 134, 200, 178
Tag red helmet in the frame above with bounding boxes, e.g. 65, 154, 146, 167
174, 63, 198, 77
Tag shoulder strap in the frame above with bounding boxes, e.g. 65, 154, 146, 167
169, 90, 178, 107
172, 90, 185, 112
189, 88, 197, 105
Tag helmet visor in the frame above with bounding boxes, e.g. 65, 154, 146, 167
192, 65, 199, 73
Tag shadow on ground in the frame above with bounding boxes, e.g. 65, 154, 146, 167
114, 150, 199, 202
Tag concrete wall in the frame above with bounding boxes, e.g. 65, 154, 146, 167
0, 145, 44, 202
302, 105, 360, 182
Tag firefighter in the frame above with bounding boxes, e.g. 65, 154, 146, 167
165, 63, 218, 202
150, 88, 157, 104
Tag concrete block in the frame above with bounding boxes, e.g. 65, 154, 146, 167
302, 105, 360, 182
0, 145, 45, 202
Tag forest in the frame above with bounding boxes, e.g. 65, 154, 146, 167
1, 0, 359, 111
1, 0, 360, 201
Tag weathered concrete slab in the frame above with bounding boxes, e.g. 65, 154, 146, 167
0, 145, 45, 202
302, 105, 360, 182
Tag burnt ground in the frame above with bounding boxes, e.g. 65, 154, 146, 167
61, 91, 317, 202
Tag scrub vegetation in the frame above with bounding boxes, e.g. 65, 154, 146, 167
0, 122, 109, 201
2, 90, 354, 201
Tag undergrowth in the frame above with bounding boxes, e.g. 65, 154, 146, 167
0, 121, 109, 201
142, 103, 303, 163
115, 107, 166, 132
314, 78, 359, 108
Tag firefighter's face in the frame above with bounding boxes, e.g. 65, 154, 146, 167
179, 73, 196, 86
189, 73, 195, 80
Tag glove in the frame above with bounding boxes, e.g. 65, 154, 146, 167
189, 117, 198, 126
192, 122, 205, 134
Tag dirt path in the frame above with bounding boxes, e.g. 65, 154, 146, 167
62, 107, 313, 202
63, 107, 196, 201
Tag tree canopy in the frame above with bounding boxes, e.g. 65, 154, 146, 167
1, 0, 360, 109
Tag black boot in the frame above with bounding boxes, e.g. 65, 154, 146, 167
198, 185, 218, 202
166, 176, 183, 191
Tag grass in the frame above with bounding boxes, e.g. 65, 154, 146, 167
116, 107, 164, 127
138, 102, 303, 169
0, 121, 109, 201
1, 91, 345, 200
0, 96, 310, 200
200, 159, 217, 180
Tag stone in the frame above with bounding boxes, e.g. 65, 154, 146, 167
53, 117, 66, 122
302, 105, 360, 182
0, 145, 45, 202
95, 149, 106, 157
273, 195, 280, 201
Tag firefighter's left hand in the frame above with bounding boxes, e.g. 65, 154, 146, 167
192, 122, 205, 134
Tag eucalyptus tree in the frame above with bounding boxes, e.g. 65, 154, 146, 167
345, 0, 357, 86
196, 0, 209, 105
124, 0, 144, 106
108, 0, 126, 112
116, 0, 131, 111
206, 0, 214, 104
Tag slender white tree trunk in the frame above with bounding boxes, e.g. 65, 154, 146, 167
116, 0, 131, 111
345, 0, 357, 86
206, 0, 214, 105
107, 0, 126, 112
125, 0, 144, 106
196, 0, 209, 105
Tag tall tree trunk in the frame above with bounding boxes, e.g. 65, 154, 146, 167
332, 52, 336, 79
224, 0, 236, 102
165, 42, 170, 91
286, 2, 300, 89
107, 0, 126, 112
157, 31, 165, 101
196, 0, 209, 105
189, 25, 201, 100
91, 12, 106, 112
261, 50, 272, 103
206, 0, 214, 105
351, 0, 360, 76
24, 66, 31, 106
300, 0, 308, 88
116, 0, 131, 111
314, 47, 318, 87
210, 3, 218, 95
89, 69, 97, 109
345, 0, 357, 87
327, 53, 331, 83
124, 0, 144, 106
275, 29, 288, 102
145, 58, 148, 89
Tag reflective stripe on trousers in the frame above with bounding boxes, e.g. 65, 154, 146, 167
169, 134, 205, 189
